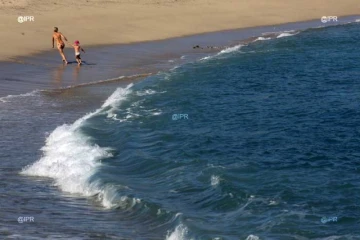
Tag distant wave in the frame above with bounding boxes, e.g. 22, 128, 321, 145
219, 45, 243, 54
262, 30, 296, 35
254, 37, 272, 41
200, 44, 244, 61
276, 32, 299, 38
199, 30, 302, 61
199, 31, 299, 61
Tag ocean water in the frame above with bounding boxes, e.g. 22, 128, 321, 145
1, 21, 360, 240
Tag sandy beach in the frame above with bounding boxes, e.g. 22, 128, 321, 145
0, 0, 359, 61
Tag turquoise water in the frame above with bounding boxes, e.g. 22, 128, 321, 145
2, 22, 360, 239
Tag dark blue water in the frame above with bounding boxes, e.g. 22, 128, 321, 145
2, 22, 360, 240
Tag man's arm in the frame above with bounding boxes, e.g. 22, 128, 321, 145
52, 37, 54, 48
81, 47, 85, 53
60, 33, 68, 42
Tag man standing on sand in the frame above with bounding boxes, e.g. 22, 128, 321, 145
52, 27, 68, 64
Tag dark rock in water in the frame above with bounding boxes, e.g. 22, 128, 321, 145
193, 45, 220, 49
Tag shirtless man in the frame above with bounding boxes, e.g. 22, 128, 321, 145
52, 27, 68, 64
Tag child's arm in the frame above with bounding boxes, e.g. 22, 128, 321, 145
81, 47, 85, 53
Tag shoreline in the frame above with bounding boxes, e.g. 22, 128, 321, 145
1, 0, 360, 61
0, 16, 359, 98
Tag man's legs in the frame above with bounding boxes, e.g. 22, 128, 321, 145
58, 44, 68, 64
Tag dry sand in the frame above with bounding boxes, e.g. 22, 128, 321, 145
0, 0, 359, 61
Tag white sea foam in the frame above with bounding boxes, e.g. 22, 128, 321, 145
245, 235, 260, 240
254, 37, 271, 41
136, 89, 157, 96
277, 32, 298, 38
110, 88, 164, 122
144, 109, 163, 116
166, 224, 189, 240
21, 123, 111, 195
200, 44, 244, 61
136, 89, 166, 96
21, 84, 135, 208
110, 106, 162, 122
356, 19, 360, 22
262, 30, 295, 35
103, 84, 133, 119
170, 66, 180, 71
0, 90, 39, 103
211, 175, 220, 187
102, 84, 133, 109
219, 45, 243, 54
269, 200, 278, 205
151, 111, 162, 116
200, 56, 212, 61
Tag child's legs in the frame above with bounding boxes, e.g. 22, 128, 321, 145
76, 55, 82, 64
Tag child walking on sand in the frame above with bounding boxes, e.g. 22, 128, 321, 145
70, 40, 85, 65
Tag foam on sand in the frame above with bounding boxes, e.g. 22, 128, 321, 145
0, 90, 39, 103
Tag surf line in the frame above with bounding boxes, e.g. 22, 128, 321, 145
41, 73, 153, 93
